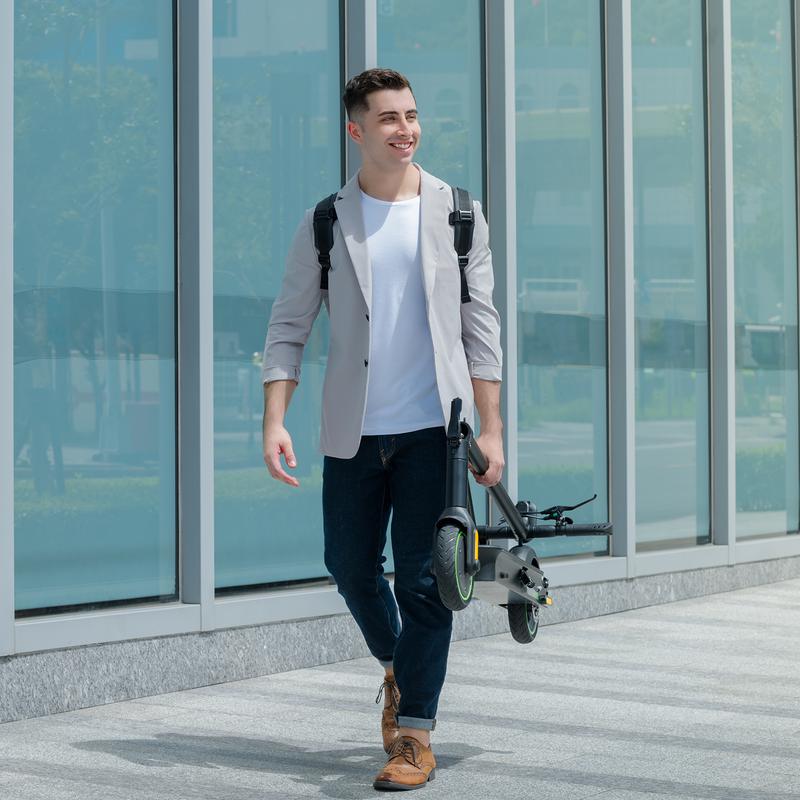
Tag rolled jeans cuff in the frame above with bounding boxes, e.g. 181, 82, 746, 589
396, 715, 436, 732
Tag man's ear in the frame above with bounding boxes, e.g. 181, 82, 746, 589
346, 119, 362, 144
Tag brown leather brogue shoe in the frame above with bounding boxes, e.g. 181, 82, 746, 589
375, 676, 401, 752
373, 735, 436, 791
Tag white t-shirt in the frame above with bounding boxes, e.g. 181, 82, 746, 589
360, 189, 444, 435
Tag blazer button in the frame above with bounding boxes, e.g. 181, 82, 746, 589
364, 359, 369, 367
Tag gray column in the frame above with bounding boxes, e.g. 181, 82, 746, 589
157, 0, 177, 612
784, 2, 800, 531
780, 0, 799, 533
795, 0, 800, 536
0, 0, 14, 656
345, 0, 377, 177
605, 0, 636, 574
485, 0, 517, 511
691, 3, 710, 541
177, 0, 216, 626
707, 0, 736, 562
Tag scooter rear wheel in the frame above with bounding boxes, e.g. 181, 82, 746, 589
507, 544, 540, 643
507, 601, 539, 644
433, 525, 474, 611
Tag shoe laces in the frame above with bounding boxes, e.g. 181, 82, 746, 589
375, 677, 401, 711
388, 736, 422, 768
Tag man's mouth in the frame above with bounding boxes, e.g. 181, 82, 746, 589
389, 141, 413, 151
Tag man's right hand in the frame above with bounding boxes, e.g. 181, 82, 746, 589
263, 423, 300, 487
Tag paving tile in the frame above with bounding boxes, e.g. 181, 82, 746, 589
0, 578, 799, 799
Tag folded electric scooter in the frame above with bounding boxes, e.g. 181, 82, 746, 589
432, 398, 612, 643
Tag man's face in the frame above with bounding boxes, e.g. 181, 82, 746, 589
347, 87, 421, 171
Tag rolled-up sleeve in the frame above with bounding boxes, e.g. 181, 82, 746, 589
460, 200, 503, 381
262, 209, 323, 385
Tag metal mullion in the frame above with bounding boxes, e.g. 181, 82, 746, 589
177, 0, 215, 628
15, 603, 201, 654
485, 0, 517, 517
737, 535, 800, 562
636, 544, 730, 577
604, 0, 636, 575
213, 585, 350, 629
345, 0, 377, 178
539, 557, 628, 588
793, 0, 800, 537
707, 0, 736, 563
1, 0, 14, 656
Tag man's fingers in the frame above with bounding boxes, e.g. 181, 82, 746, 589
278, 471, 300, 487
271, 462, 299, 487
264, 443, 299, 487
282, 443, 297, 469
264, 451, 283, 479
277, 445, 299, 486
474, 462, 504, 487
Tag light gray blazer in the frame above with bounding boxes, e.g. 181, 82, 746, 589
262, 164, 502, 459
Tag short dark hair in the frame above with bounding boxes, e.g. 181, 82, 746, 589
343, 68, 414, 121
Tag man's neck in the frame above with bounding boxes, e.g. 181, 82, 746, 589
357, 163, 420, 202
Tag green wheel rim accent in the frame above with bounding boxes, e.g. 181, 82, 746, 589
454, 530, 474, 602
528, 606, 538, 634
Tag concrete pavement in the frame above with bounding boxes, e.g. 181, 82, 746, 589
1, 577, 799, 800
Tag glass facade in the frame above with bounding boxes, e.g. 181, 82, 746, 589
732, 0, 799, 539
212, 0, 341, 588
2, 2, 800, 643
632, 0, 711, 550
514, 0, 609, 558
12, 1, 176, 613
377, 0, 484, 196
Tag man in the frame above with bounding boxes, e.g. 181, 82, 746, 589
262, 68, 503, 791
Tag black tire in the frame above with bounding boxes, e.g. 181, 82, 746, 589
507, 601, 539, 644
433, 525, 474, 611
507, 545, 541, 644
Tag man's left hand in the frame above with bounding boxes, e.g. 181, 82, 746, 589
471, 431, 505, 487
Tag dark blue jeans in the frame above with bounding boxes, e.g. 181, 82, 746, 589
322, 426, 452, 731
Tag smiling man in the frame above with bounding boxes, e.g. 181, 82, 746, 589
261, 68, 503, 791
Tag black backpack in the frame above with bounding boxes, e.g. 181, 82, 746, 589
312, 186, 474, 304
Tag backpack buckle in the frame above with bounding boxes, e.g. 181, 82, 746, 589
314, 206, 337, 222
449, 208, 473, 225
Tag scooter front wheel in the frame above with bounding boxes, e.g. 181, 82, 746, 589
433, 525, 474, 611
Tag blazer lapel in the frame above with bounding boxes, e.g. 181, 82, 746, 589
333, 174, 371, 312
333, 166, 446, 310
418, 165, 445, 303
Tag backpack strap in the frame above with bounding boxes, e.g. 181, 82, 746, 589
314, 186, 475, 302
448, 186, 474, 304
312, 192, 338, 291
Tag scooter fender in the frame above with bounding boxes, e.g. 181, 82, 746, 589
434, 507, 480, 574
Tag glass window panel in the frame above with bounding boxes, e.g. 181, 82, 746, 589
515, 0, 609, 558
377, 0, 484, 197
732, 0, 799, 539
213, 0, 341, 588
13, 1, 177, 612
632, 0, 710, 551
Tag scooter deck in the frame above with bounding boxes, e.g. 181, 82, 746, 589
471, 546, 548, 607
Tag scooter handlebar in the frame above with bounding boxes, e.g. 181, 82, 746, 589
479, 522, 612, 539
448, 398, 489, 476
